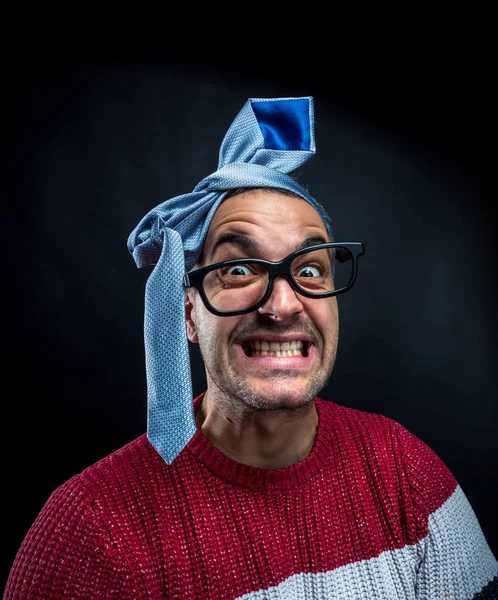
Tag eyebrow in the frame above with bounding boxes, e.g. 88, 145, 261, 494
210, 232, 329, 260
210, 232, 261, 258
297, 235, 329, 250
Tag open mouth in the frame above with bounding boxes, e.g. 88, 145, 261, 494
241, 340, 310, 358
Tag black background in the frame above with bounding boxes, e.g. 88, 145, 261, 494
5, 47, 497, 591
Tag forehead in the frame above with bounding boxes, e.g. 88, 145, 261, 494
202, 190, 329, 259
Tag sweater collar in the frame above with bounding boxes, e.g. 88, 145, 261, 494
186, 394, 333, 490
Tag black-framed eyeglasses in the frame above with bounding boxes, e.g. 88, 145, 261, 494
183, 242, 365, 317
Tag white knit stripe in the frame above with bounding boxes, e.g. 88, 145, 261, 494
236, 543, 419, 600
236, 485, 498, 600
417, 484, 498, 599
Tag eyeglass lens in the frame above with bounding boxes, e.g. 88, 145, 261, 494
202, 246, 354, 313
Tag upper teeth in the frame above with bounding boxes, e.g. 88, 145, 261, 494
250, 340, 304, 351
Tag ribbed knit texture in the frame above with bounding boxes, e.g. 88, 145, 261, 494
5, 397, 498, 599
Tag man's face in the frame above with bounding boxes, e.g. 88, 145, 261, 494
185, 190, 339, 413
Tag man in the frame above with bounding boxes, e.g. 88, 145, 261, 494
4, 97, 497, 599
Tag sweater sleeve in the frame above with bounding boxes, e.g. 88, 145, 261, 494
4, 474, 138, 600
394, 421, 498, 600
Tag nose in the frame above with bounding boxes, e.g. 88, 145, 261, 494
257, 275, 304, 321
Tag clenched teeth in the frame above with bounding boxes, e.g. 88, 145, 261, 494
243, 340, 308, 357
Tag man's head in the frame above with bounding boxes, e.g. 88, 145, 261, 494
185, 188, 339, 416
128, 96, 364, 464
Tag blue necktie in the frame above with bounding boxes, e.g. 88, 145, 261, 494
128, 96, 333, 464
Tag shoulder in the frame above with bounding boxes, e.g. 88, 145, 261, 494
79, 433, 156, 484
75, 434, 167, 505
316, 396, 441, 452
36, 434, 158, 517
16, 433, 167, 559
316, 398, 456, 484
316, 397, 457, 512
4, 438, 154, 599
316, 396, 406, 443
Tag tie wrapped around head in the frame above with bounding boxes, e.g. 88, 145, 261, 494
127, 96, 333, 464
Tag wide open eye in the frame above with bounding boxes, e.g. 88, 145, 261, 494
295, 265, 322, 277
204, 261, 268, 311
225, 265, 252, 276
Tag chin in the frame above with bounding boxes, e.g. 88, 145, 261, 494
239, 378, 318, 412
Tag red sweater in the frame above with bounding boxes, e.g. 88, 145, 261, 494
5, 397, 497, 599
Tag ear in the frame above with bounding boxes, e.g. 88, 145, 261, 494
185, 290, 199, 343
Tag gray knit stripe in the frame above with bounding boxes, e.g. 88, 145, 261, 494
236, 485, 498, 599
417, 484, 497, 599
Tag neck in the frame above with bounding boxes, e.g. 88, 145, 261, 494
195, 391, 319, 470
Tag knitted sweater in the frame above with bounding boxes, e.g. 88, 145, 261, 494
5, 396, 498, 599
